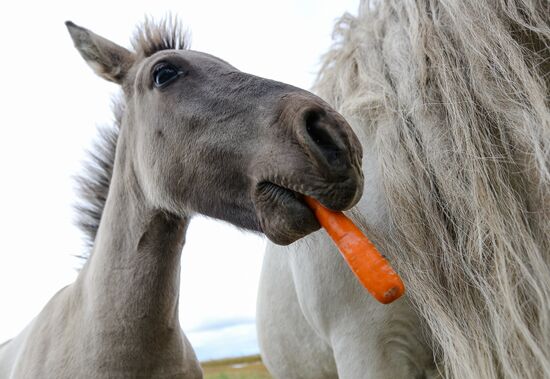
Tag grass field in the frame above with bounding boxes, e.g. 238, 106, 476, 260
201, 355, 273, 379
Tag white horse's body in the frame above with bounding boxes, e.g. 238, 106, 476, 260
258, 0, 550, 378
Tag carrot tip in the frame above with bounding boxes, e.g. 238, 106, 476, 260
381, 286, 404, 303
304, 196, 406, 305
384, 287, 398, 299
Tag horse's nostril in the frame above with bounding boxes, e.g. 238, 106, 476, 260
304, 110, 343, 167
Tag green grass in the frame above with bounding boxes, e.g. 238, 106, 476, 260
205, 374, 270, 379
201, 355, 272, 379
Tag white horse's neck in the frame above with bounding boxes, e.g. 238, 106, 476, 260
74, 138, 193, 372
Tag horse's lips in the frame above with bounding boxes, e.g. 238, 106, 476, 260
253, 182, 320, 245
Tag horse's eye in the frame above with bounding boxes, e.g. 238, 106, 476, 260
153, 64, 181, 88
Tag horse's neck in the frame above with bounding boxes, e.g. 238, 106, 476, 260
76, 151, 188, 343
9, 137, 200, 377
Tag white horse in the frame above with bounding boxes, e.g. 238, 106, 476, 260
0, 19, 364, 378
258, 0, 550, 378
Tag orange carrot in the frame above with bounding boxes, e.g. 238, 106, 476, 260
304, 196, 405, 304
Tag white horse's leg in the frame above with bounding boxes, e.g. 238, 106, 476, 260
327, 298, 440, 379
257, 243, 338, 379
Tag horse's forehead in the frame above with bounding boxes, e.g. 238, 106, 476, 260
138, 49, 236, 72
184, 50, 235, 68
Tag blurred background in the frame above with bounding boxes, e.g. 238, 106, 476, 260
0, 0, 359, 362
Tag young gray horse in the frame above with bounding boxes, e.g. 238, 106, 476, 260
0, 20, 363, 378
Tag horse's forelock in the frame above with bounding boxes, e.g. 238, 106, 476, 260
131, 16, 190, 58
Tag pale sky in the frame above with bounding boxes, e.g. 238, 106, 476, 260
0, 0, 359, 360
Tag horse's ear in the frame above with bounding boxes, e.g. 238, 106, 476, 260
65, 21, 135, 84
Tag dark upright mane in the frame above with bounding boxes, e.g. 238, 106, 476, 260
74, 18, 190, 261
74, 101, 121, 259
131, 17, 189, 58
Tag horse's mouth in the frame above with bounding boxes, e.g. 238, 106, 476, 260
253, 181, 321, 245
